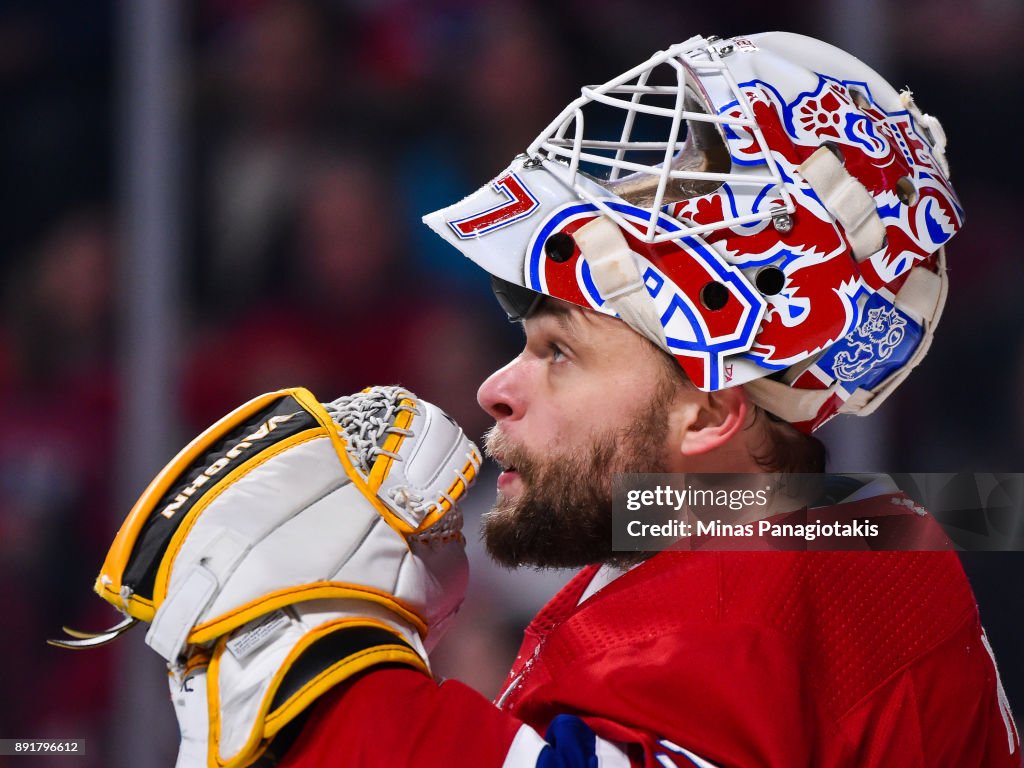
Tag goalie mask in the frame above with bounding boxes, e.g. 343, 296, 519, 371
423, 32, 961, 432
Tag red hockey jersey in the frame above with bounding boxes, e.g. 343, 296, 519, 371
279, 497, 1020, 767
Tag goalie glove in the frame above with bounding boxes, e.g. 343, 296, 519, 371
52, 386, 480, 768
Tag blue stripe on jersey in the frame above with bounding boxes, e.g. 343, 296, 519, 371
536, 715, 599, 768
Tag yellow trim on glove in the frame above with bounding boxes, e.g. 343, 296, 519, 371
420, 451, 481, 531
152, 428, 324, 610
95, 389, 304, 617
367, 397, 417, 491
187, 581, 429, 645
207, 617, 429, 768
290, 388, 421, 538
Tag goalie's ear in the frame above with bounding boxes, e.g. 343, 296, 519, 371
670, 386, 749, 459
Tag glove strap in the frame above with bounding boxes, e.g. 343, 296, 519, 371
207, 602, 428, 768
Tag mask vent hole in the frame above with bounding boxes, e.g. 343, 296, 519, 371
755, 267, 786, 296
822, 141, 844, 164
544, 232, 576, 263
700, 281, 729, 311
848, 87, 871, 110
896, 177, 918, 206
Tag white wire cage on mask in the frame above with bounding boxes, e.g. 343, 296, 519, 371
526, 34, 796, 244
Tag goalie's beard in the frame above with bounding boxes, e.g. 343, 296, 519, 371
481, 384, 675, 569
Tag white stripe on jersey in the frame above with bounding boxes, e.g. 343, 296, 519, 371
658, 739, 720, 768
594, 734, 631, 767
500, 725, 547, 768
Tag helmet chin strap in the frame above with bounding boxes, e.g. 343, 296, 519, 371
798, 146, 886, 262
572, 216, 670, 353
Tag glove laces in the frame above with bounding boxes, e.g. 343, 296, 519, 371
323, 386, 419, 476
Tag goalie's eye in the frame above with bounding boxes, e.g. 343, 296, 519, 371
548, 342, 566, 362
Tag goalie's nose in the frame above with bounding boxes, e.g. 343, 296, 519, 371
477, 357, 524, 424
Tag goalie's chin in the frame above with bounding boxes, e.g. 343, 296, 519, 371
481, 485, 619, 570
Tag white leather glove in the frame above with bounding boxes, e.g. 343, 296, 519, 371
70, 386, 480, 768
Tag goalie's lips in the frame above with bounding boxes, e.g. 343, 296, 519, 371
497, 469, 522, 494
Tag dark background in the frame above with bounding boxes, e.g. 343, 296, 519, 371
1, 1, 1020, 765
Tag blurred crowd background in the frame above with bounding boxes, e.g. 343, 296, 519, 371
1, 0, 1021, 766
